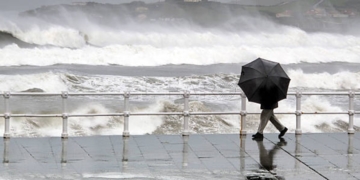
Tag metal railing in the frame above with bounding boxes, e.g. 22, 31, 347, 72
1, 91, 359, 138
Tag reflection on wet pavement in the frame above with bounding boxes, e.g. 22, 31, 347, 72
0, 133, 359, 179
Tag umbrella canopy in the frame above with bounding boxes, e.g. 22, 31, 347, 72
238, 58, 290, 105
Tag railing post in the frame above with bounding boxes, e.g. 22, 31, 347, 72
182, 91, 190, 136
3, 138, 9, 164
3, 92, 10, 138
182, 135, 189, 168
347, 134, 354, 169
61, 91, 68, 138
348, 91, 355, 134
122, 137, 129, 166
240, 93, 247, 136
61, 138, 68, 165
295, 91, 302, 135
295, 135, 301, 168
123, 92, 130, 137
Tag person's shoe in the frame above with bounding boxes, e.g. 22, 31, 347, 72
278, 127, 288, 138
252, 132, 264, 141
277, 138, 287, 146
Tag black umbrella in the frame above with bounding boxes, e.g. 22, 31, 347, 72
238, 58, 290, 105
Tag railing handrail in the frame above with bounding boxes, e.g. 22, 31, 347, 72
4, 91, 360, 96
1, 91, 358, 138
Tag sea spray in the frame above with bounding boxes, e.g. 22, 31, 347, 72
0, 72, 67, 92
2, 71, 357, 93
0, 91, 357, 137
1, 11, 360, 66
0, 1, 359, 137
288, 69, 360, 90
154, 100, 239, 134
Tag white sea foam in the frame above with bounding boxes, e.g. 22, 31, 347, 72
83, 172, 149, 179
0, 71, 357, 137
15, 25, 86, 48
0, 98, 355, 137
1, 70, 360, 95
0, 30, 359, 66
288, 69, 360, 90
0, 72, 68, 92
226, 95, 355, 134
68, 101, 164, 136
0, 4, 359, 137
0, 14, 86, 48
1, 14, 360, 66
277, 96, 350, 133
0, 100, 165, 137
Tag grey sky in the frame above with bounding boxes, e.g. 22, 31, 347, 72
0, 0, 287, 12
0, 0, 155, 12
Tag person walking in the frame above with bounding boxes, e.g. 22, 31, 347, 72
237, 58, 290, 140
252, 100, 288, 140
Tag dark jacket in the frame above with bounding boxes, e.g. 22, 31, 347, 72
259, 85, 279, 109
261, 101, 278, 109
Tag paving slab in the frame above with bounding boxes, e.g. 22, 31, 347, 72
0, 133, 359, 179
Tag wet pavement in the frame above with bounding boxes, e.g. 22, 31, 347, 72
0, 133, 359, 179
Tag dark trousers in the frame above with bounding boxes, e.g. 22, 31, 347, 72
258, 109, 285, 134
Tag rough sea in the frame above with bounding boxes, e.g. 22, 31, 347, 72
0, 0, 360, 138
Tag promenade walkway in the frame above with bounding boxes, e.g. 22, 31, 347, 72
0, 133, 359, 179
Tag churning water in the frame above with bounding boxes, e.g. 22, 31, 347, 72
0, 0, 360, 137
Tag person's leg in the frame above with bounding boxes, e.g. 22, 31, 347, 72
257, 109, 272, 134
269, 112, 288, 138
269, 113, 285, 132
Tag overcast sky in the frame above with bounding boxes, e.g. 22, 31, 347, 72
0, 0, 287, 12
0, 0, 157, 12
